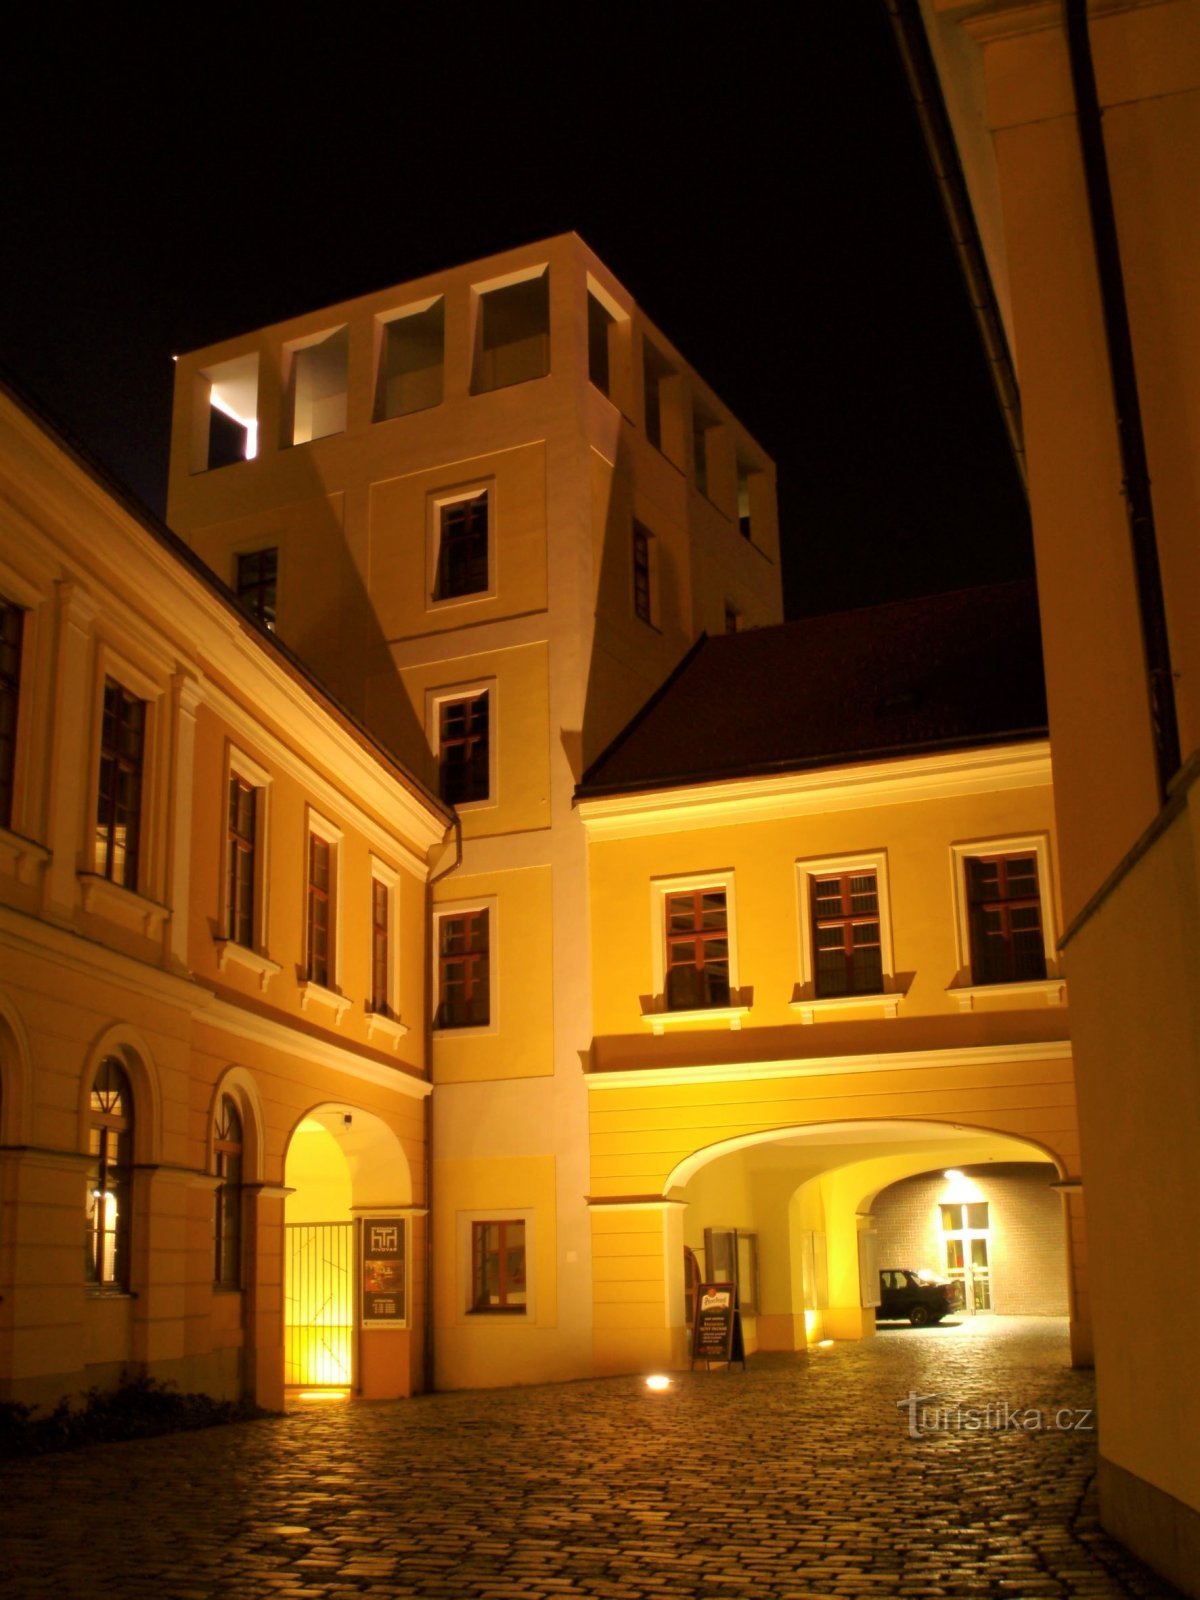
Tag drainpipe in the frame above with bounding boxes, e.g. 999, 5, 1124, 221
1064, 0, 1181, 805
422, 816, 463, 1394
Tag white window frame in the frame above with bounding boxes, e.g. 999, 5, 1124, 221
644, 869, 747, 1034
948, 833, 1065, 1011
300, 807, 349, 1021
366, 856, 408, 1047
432, 894, 498, 1038
457, 1207, 535, 1323
426, 480, 496, 612
427, 679, 497, 813
792, 851, 900, 1024
215, 744, 279, 992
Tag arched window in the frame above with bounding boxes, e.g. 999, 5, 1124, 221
87, 1058, 132, 1288
213, 1094, 243, 1287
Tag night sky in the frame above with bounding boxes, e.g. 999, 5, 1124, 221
1, 6, 1031, 622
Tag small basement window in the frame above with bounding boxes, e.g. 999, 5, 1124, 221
472, 269, 550, 394
194, 353, 259, 473
375, 298, 444, 420
287, 326, 349, 446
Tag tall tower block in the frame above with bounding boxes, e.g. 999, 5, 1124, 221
167, 233, 782, 1385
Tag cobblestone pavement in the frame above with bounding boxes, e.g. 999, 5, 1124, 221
0, 1319, 1183, 1600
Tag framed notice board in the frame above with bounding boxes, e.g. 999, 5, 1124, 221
690, 1281, 746, 1369
360, 1216, 407, 1327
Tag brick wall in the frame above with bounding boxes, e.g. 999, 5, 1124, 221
870, 1162, 1068, 1316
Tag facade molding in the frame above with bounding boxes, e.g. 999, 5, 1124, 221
201, 996, 432, 1098
0, 905, 208, 1013
578, 741, 1052, 839
584, 1037, 1073, 1091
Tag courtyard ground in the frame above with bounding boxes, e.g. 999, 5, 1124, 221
0, 1318, 1181, 1599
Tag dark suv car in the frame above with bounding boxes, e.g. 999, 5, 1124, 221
878, 1268, 961, 1326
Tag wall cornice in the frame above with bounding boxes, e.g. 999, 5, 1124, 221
578, 742, 1052, 840
584, 1037, 1072, 1090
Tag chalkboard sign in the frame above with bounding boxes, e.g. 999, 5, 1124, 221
690, 1281, 746, 1369
361, 1217, 407, 1326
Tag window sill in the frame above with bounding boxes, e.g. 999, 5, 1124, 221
85, 1286, 136, 1300
78, 873, 169, 938
214, 939, 281, 993
299, 980, 352, 1023
426, 588, 496, 614
432, 1020, 495, 1039
467, 1306, 527, 1316
949, 979, 1066, 1012
790, 992, 901, 1025
642, 1005, 751, 1037
366, 1009, 410, 1048
0, 825, 50, 886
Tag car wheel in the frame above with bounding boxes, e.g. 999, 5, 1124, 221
909, 1305, 932, 1327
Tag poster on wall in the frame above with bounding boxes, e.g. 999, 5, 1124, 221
361, 1217, 407, 1327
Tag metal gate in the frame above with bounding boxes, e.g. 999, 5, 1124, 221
284, 1222, 354, 1387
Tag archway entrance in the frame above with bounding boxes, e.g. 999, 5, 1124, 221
666, 1119, 1076, 1356
282, 1105, 415, 1397
284, 1116, 353, 1388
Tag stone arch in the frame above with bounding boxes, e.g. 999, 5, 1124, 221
664, 1117, 1070, 1196
283, 1101, 413, 1209
663, 1116, 1075, 1353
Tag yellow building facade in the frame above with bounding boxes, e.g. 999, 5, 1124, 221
910, 2, 1200, 1586
164, 235, 785, 1390
0, 382, 450, 1412
577, 588, 1084, 1374
4, 236, 1090, 1433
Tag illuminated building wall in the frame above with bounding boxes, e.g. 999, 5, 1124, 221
577, 588, 1084, 1372
1, 235, 1096, 1425
165, 235, 785, 1391
0, 381, 449, 1411
914, 2, 1200, 1586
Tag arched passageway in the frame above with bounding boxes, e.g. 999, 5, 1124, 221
652, 1119, 1082, 1365
283, 1104, 416, 1398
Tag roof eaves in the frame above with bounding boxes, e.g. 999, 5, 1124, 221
575, 724, 1050, 801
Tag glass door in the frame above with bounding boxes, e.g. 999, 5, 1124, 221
941, 1202, 991, 1312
